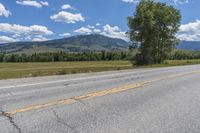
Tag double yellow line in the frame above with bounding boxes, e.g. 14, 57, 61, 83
5, 70, 200, 116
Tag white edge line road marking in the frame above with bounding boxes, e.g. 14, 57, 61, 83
0, 65, 198, 90
0, 69, 155, 90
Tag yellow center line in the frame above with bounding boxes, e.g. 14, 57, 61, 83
4, 70, 200, 116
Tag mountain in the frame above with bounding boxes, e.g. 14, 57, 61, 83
0, 34, 129, 54
1, 34, 200, 54
177, 41, 200, 51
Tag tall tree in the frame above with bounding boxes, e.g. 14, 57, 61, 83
128, 0, 181, 65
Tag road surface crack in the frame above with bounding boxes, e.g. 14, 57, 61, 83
0, 111, 22, 133
53, 111, 78, 133
64, 83, 71, 86
72, 98, 87, 106
72, 98, 99, 127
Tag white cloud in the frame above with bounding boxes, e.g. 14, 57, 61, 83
173, 0, 189, 5
121, 0, 139, 4
74, 27, 92, 34
179, 20, 200, 34
61, 4, 74, 10
59, 33, 71, 37
73, 24, 128, 41
0, 23, 53, 42
87, 25, 95, 29
16, 0, 49, 8
0, 3, 11, 17
50, 11, 85, 24
96, 23, 101, 26
121, 0, 190, 5
93, 29, 101, 33
177, 34, 200, 41
30, 25, 53, 35
101, 24, 128, 41
32, 35, 49, 41
0, 23, 53, 36
40, 1, 48, 6
0, 36, 17, 43
177, 20, 200, 41
12, 34, 21, 38
74, 24, 101, 34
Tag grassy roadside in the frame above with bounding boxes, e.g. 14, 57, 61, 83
0, 60, 200, 80
151, 60, 200, 67
0, 61, 132, 80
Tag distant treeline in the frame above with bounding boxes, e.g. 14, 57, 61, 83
0, 51, 133, 62
0, 50, 200, 63
168, 50, 200, 60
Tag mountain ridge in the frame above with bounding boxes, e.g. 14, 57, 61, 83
0, 34, 129, 54
1, 34, 200, 54
177, 41, 200, 51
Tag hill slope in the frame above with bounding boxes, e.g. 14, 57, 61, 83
177, 41, 200, 51
1, 34, 200, 54
0, 34, 129, 54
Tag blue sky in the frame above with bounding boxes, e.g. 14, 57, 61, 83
0, 0, 199, 43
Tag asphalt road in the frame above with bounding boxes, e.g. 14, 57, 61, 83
1, 65, 200, 133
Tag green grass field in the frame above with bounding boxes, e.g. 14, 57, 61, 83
0, 60, 200, 80
0, 61, 133, 80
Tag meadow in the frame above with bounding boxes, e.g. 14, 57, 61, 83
0, 61, 132, 80
0, 60, 200, 80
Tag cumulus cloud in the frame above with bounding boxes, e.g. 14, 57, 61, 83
16, 0, 49, 8
32, 35, 49, 41
0, 36, 16, 43
74, 27, 92, 34
50, 11, 85, 24
121, 0, 190, 5
40, 1, 48, 6
173, 0, 189, 5
96, 23, 101, 26
0, 23, 53, 36
177, 20, 200, 41
93, 29, 101, 33
12, 34, 21, 38
0, 3, 11, 17
0, 23, 53, 42
101, 24, 128, 41
73, 24, 128, 41
59, 33, 71, 37
87, 25, 95, 29
121, 0, 139, 3
74, 25, 101, 34
177, 34, 200, 41
61, 4, 74, 10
